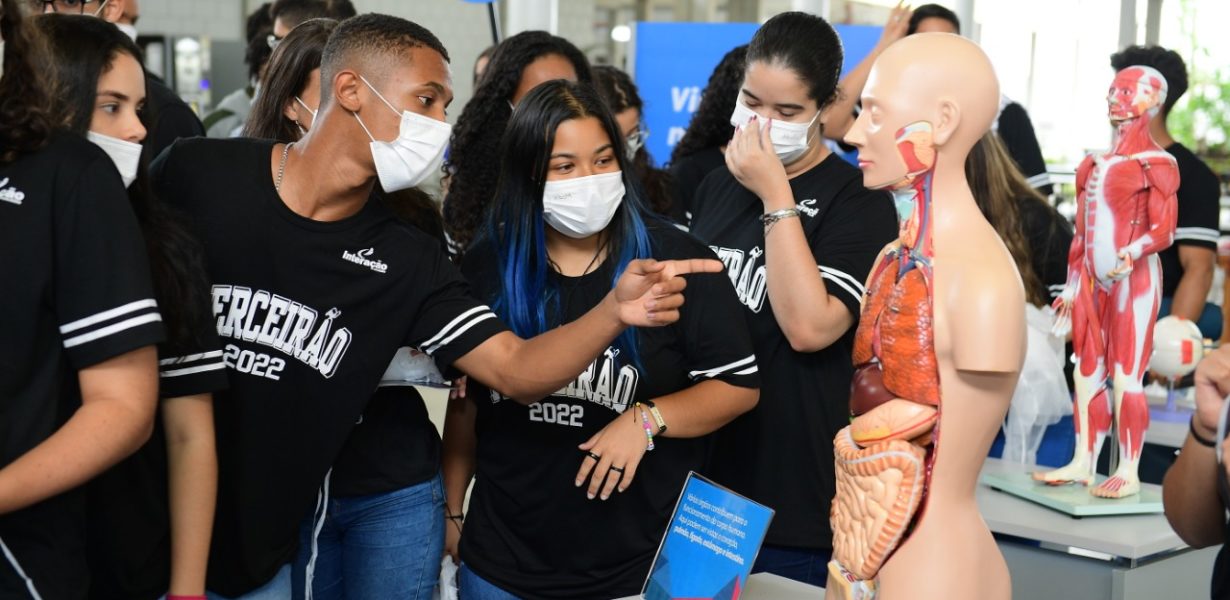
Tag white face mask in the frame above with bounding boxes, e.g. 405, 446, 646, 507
87, 130, 142, 188
542, 171, 625, 239
729, 98, 819, 164
624, 129, 646, 162
116, 22, 138, 42
351, 74, 451, 192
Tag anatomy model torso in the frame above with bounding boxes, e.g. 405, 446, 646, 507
1035, 66, 1179, 498
827, 33, 1024, 600
830, 123, 941, 595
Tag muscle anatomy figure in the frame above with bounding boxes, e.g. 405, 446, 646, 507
1035, 66, 1179, 498
828, 122, 940, 598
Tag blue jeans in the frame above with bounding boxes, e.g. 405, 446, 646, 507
207, 563, 292, 600
291, 474, 445, 600
751, 544, 832, 587
458, 563, 521, 600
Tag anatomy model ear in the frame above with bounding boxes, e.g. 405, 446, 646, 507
931, 97, 962, 147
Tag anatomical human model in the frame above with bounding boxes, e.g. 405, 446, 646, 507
1034, 66, 1179, 498
827, 33, 1024, 600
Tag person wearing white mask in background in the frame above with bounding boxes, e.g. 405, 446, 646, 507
591, 65, 678, 222
39, 0, 205, 165
687, 12, 897, 586
151, 15, 718, 599
441, 79, 759, 600
32, 14, 225, 600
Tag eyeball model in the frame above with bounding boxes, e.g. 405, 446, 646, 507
1149, 316, 1205, 380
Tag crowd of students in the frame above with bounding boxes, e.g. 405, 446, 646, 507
1, 0, 1225, 598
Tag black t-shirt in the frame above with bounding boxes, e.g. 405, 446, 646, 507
668, 146, 726, 226
458, 221, 759, 600
1160, 142, 1221, 298
1018, 195, 1075, 303
0, 133, 165, 599
689, 154, 897, 549
151, 137, 508, 596
328, 384, 440, 497
1213, 527, 1230, 599
87, 323, 228, 600
997, 102, 1053, 196
141, 76, 205, 171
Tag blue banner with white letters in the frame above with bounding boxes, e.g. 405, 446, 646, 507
633, 22, 882, 166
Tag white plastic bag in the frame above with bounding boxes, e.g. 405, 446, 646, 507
433, 555, 459, 600
1003, 304, 1072, 464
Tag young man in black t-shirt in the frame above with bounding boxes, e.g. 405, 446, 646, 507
1111, 46, 1223, 339
152, 14, 717, 597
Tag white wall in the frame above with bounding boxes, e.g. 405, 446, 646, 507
138, 0, 245, 40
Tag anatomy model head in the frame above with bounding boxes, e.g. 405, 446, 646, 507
844, 33, 999, 191
1108, 65, 1168, 124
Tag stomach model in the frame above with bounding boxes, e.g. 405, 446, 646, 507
830, 245, 941, 588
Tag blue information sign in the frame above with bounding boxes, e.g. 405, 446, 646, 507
642, 473, 774, 600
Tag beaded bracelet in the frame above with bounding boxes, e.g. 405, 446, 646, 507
636, 403, 656, 451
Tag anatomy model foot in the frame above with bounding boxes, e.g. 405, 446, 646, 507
1032, 461, 1094, 486
1091, 473, 1140, 498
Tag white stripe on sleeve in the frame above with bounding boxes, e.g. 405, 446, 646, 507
818, 266, 867, 297
159, 349, 224, 366
59, 298, 158, 334
425, 312, 498, 355
689, 355, 756, 379
62, 313, 163, 349
821, 272, 863, 307
161, 362, 228, 378
420, 306, 491, 350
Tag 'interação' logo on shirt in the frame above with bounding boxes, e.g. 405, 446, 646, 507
0, 178, 25, 206
341, 247, 388, 274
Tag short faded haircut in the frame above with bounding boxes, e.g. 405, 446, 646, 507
319, 13, 450, 106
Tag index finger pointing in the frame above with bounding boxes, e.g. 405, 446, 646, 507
658, 258, 723, 276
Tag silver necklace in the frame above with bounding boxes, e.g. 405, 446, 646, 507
275, 142, 292, 192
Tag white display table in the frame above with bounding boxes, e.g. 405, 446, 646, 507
614, 573, 823, 599
980, 458, 1218, 600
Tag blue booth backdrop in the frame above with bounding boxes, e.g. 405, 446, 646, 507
632, 21, 883, 167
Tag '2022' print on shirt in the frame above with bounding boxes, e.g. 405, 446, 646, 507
211, 285, 354, 380
498, 347, 640, 428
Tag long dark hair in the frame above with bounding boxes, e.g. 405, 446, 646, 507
38, 15, 210, 351
244, 18, 336, 141
966, 132, 1046, 306
669, 44, 746, 164
444, 30, 593, 252
746, 12, 842, 111
479, 80, 653, 365
591, 65, 674, 218
0, 0, 58, 163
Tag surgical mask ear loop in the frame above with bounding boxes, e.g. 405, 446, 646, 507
358, 74, 402, 117
351, 111, 377, 142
